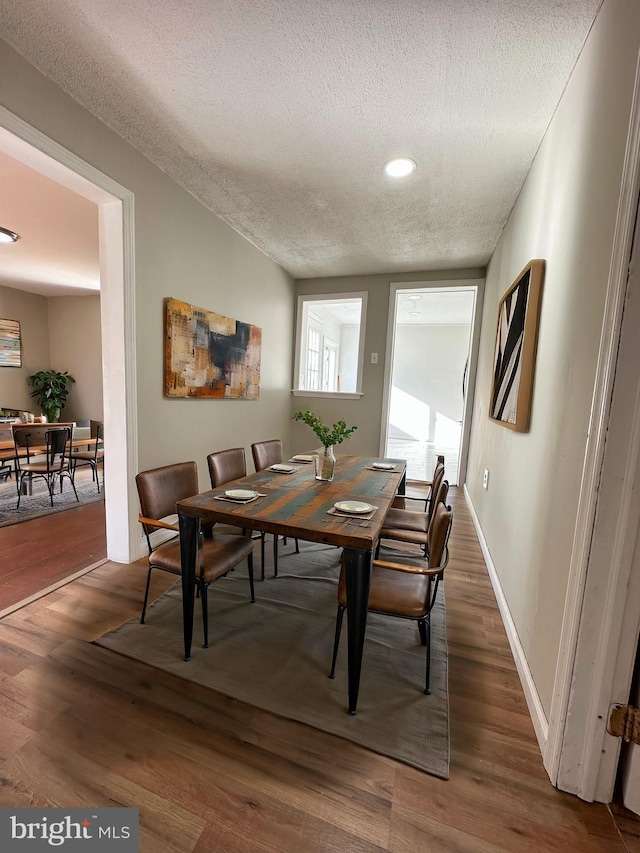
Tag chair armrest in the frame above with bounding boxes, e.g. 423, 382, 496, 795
138, 515, 179, 532
372, 558, 443, 577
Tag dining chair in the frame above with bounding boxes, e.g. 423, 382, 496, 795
392, 455, 445, 511
207, 446, 268, 575
330, 500, 453, 694
376, 470, 448, 559
136, 460, 255, 648
250, 439, 299, 577
70, 420, 104, 492
251, 439, 284, 472
13, 424, 79, 509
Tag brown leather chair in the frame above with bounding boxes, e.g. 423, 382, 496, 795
208, 447, 247, 489
377, 472, 448, 559
70, 420, 104, 492
250, 439, 299, 576
251, 439, 283, 471
392, 454, 445, 510
207, 447, 269, 578
330, 500, 453, 694
13, 424, 78, 508
136, 461, 255, 648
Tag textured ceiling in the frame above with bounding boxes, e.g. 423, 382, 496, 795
0, 0, 603, 282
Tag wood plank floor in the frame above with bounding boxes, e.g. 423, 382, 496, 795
0, 486, 637, 851
0, 468, 106, 613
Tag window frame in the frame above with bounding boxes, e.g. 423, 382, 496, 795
293, 291, 367, 399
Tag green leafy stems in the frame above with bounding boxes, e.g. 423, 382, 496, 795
292, 410, 357, 447
28, 370, 75, 423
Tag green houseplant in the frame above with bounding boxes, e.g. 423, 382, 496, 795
28, 370, 75, 423
293, 410, 357, 481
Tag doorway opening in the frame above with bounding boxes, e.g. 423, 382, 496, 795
381, 282, 483, 486
0, 107, 138, 566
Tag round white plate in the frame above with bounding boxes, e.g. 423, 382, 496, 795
373, 462, 394, 470
270, 464, 295, 473
225, 489, 257, 500
334, 501, 373, 514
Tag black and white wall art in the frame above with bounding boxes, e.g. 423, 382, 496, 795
489, 260, 545, 432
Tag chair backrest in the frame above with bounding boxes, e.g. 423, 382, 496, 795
47, 426, 71, 461
136, 461, 198, 535
426, 463, 445, 526
251, 439, 283, 471
13, 424, 50, 451
433, 454, 445, 475
207, 447, 247, 488
90, 420, 104, 441
13, 423, 72, 469
427, 502, 453, 571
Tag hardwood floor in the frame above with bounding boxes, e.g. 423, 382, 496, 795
0, 468, 106, 613
0, 486, 636, 851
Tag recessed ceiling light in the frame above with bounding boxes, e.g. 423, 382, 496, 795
0, 227, 19, 243
383, 158, 417, 178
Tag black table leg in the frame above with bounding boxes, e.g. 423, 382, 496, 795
179, 514, 199, 661
343, 547, 373, 715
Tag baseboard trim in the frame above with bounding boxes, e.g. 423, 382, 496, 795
463, 484, 550, 756
0, 558, 108, 619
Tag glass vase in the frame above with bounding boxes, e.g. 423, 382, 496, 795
315, 445, 336, 481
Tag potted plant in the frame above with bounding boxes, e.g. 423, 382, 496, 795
28, 370, 75, 423
293, 410, 357, 481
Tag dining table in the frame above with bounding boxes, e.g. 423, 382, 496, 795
177, 453, 407, 715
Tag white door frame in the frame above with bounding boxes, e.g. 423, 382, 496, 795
545, 49, 640, 801
0, 107, 139, 563
380, 279, 484, 487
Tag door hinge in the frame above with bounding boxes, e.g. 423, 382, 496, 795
607, 704, 640, 744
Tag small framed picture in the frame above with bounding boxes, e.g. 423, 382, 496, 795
0, 318, 22, 368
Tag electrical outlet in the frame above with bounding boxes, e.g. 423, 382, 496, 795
371, 352, 378, 364
483, 468, 489, 490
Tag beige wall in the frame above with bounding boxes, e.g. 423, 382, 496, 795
48, 294, 103, 423
466, 0, 640, 715
0, 283, 50, 411
1, 42, 295, 491
0, 285, 104, 421
293, 270, 484, 456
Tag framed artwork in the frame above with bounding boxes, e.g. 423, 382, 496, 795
164, 298, 261, 399
0, 318, 22, 367
489, 260, 545, 432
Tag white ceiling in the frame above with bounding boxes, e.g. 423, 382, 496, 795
0, 150, 99, 296
0, 0, 603, 291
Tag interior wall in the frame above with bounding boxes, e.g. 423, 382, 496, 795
0, 283, 49, 411
293, 269, 484, 456
1, 42, 295, 492
393, 325, 469, 430
48, 294, 103, 423
465, 0, 640, 718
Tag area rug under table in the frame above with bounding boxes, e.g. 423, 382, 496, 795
0, 477, 104, 527
95, 542, 450, 778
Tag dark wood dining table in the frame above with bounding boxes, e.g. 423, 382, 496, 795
177, 453, 406, 715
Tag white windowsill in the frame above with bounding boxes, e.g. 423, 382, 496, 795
292, 390, 363, 400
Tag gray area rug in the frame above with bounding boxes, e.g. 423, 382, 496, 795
96, 543, 450, 778
0, 476, 104, 527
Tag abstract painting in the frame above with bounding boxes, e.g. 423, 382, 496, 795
489, 260, 545, 432
0, 318, 22, 367
164, 298, 261, 399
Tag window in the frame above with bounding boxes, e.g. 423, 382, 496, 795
294, 292, 367, 398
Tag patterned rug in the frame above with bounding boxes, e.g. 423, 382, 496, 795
96, 542, 450, 778
0, 475, 104, 527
